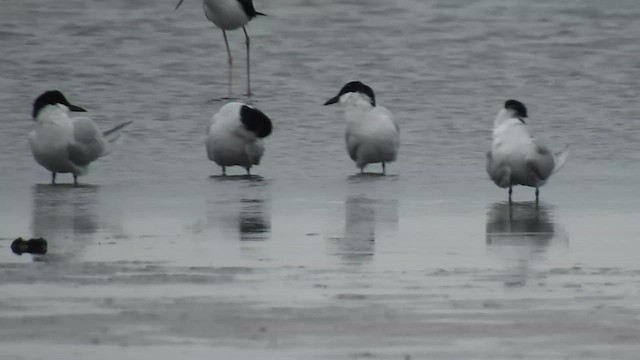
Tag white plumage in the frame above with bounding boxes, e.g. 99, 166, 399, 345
205, 102, 272, 175
28, 90, 132, 185
486, 99, 569, 202
202, 0, 249, 30
324, 81, 399, 174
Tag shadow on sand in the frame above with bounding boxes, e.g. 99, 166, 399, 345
209, 174, 266, 182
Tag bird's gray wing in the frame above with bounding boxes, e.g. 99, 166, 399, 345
68, 117, 107, 166
345, 131, 359, 162
527, 141, 555, 181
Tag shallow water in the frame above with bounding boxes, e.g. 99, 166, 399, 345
1, 0, 639, 359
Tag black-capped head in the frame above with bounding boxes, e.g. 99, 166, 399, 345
324, 81, 376, 107
32, 90, 87, 119
504, 99, 528, 120
240, 105, 272, 138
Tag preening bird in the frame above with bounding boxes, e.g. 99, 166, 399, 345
486, 99, 569, 203
205, 102, 272, 175
324, 81, 399, 174
28, 90, 132, 185
175, 0, 265, 97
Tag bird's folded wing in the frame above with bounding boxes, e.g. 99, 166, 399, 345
527, 142, 555, 181
69, 117, 107, 165
345, 132, 359, 161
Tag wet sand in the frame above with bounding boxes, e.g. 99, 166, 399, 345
1, 180, 639, 359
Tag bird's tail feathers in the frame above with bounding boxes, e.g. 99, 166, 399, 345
552, 145, 569, 174
103, 121, 133, 145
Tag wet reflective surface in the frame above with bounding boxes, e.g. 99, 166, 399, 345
1, 0, 640, 359
486, 202, 568, 286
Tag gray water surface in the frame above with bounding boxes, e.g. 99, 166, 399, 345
1, 0, 639, 359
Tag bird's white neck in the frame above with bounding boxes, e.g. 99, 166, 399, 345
340, 93, 374, 112
494, 108, 518, 127
35, 105, 71, 124
492, 108, 528, 139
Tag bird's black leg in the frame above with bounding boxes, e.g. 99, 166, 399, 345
73, 175, 78, 186
222, 30, 233, 98
535, 186, 539, 205
246, 167, 251, 176
508, 202, 514, 220
242, 26, 252, 96
222, 166, 226, 176
508, 186, 513, 204
51, 172, 56, 185
382, 162, 386, 175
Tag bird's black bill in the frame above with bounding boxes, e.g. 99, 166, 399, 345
68, 104, 87, 112
175, 0, 184, 10
323, 96, 339, 106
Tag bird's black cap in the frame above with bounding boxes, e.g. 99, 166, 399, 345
504, 99, 528, 120
324, 81, 376, 107
240, 105, 272, 138
32, 90, 87, 119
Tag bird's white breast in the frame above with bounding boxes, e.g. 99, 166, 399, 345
343, 101, 399, 166
29, 107, 77, 173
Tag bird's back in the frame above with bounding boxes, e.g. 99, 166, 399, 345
491, 123, 533, 162
488, 119, 554, 187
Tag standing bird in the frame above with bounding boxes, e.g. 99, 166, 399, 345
175, 0, 265, 97
28, 90, 133, 185
205, 102, 272, 176
486, 99, 569, 203
324, 81, 400, 174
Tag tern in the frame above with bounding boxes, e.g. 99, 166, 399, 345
324, 81, 400, 174
205, 102, 272, 175
28, 90, 132, 185
486, 99, 569, 203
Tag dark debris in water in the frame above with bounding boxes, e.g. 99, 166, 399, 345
11, 237, 48, 256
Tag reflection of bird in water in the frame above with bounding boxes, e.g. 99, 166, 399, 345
341, 196, 376, 262
331, 196, 398, 264
485, 201, 566, 286
486, 201, 555, 247
192, 179, 271, 242
30, 184, 99, 261
238, 198, 270, 241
